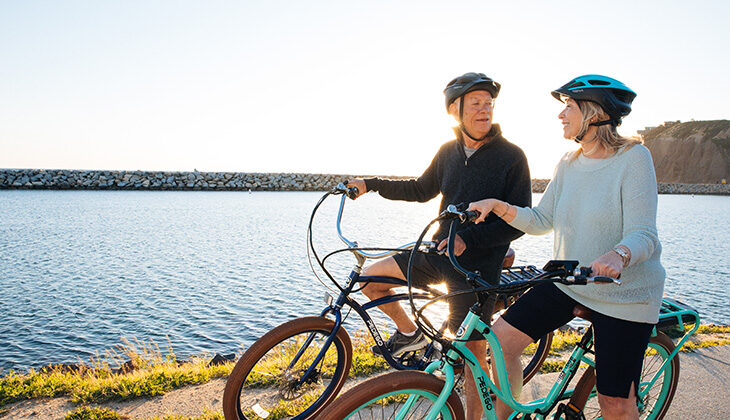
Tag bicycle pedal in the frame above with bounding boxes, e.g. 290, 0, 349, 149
555, 402, 585, 420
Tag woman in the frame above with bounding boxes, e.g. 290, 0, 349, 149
467, 75, 665, 420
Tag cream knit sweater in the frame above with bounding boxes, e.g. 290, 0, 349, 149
510, 144, 665, 323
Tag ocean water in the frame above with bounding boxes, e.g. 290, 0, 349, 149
0, 190, 728, 371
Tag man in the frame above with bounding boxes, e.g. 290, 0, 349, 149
348, 72, 532, 420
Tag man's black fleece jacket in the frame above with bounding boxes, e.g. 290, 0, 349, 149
364, 125, 532, 284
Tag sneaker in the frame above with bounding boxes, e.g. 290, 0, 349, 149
371, 329, 428, 357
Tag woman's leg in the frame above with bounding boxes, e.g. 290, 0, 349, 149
597, 382, 639, 420
491, 318, 534, 420
591, 312, 654, 420
495, 283, 579, 419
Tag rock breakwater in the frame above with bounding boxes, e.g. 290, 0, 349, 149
0, 169, 727, 195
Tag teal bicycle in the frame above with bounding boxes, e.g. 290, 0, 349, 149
321, 206, 700, 420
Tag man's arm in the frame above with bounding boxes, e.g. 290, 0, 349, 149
350, 148, 442, 202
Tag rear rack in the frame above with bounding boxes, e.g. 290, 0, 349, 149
499, 265, 544, 285
657, 297, 700, 332
498, 268, 701, 336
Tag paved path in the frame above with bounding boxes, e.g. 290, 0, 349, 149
666, 345, 730, 419
522, 345, 730, 419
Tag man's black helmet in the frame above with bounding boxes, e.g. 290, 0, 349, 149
444, 72, 501, 110
551, 75, 636, 126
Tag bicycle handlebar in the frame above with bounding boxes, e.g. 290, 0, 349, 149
407, 205, 621, 343
330, 182, 439, 260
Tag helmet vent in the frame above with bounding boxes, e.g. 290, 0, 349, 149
567, 81, 585, 89
612, 90, 634, 103
588, 79, 611, 86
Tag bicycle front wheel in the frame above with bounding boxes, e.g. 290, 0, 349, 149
222, 316, 352, 420
574, 332, 680, 420
319, 371, 465, 420
522, 331, 553, 384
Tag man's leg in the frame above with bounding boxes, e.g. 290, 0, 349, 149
359, 256, 418, 334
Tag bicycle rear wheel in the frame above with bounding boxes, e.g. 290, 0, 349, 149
319, 370, 465, 420
223, 316, 352, 420
572, 332, 680, 420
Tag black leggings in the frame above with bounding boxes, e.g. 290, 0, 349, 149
501, 283, 654, 398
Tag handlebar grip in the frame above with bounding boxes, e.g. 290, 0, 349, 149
463, 210, 480, 222
346, 186, 359, 200
578, 266, 621, 283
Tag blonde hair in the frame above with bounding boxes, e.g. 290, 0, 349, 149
572, 100, 642, 159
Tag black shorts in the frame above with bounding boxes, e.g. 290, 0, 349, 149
501, 283, 654, 398
393, 251, 492, 340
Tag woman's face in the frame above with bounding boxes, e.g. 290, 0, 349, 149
558, 97, 583, 139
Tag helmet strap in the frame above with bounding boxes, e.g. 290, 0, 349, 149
575, 118, 618, 143
591, 119, 618, 127
458, 95, 491, 142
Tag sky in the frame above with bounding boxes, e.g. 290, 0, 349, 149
1, 0, 728, 178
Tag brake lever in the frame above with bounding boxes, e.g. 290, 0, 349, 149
421, 241, 445, 255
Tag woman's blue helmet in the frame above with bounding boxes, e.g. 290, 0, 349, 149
551, 75, 636, 126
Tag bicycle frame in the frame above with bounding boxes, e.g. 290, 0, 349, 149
406, 296, 700, 420
415, 308, 579, 420
286, 268, 442, 391
288, 188, 449, 387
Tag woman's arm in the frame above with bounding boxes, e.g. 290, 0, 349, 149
589, 146, 660, 277
616, 146, 661, 266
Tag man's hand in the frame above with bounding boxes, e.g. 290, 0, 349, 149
438, 234, 466, 257
345, 179, 367, 199
589, 251, 623, 279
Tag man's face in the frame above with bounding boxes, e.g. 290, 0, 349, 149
455, 90, 494, 138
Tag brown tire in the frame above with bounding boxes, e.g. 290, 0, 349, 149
223, 316, 352, 419
318, 371, 465, 420
571, 332, 680, 420
522, 331, 553, 384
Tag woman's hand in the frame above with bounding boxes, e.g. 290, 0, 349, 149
589, 251, 624, 279
467, 199, 499, 223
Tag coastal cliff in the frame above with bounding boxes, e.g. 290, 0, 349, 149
641, 120, 730, 184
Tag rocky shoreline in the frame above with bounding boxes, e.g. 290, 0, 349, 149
1, 169, 728, 195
